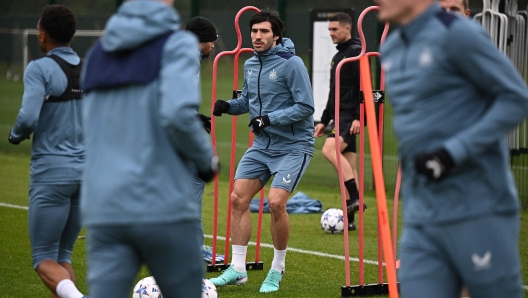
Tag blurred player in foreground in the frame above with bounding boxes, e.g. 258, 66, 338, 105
81, 0, 217, 297
9, 4, 87, 298
185, 16, 225, 264
431, 0, 471, 295
314, 12, 365, 231
211, 10, 315, 293
377, 0, 528, 296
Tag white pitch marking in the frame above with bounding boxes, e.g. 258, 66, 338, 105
205, 234, 383, 266
2, 202, 527, 291
0, 202, 28, 210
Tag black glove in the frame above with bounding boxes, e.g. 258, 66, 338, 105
198, 114, 211, 134
248, 115, 270, 134
213, 100, 230, 116
414, 148, 454, 180
198, 156, 220, 182
8, 133, 21, 145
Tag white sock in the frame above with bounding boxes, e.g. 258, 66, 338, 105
231, 245, 247, 272
271, 248, 287, 272
56, 279, 84, 298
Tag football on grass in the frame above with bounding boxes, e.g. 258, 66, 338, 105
132, 276, 162, 298
320, 208, 344, 234
202, 278, 218, 298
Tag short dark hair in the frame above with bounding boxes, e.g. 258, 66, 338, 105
39, 5, 76, 44
462, 0, 469, 10
249, 10, 285, 44
328, 12, 352, 27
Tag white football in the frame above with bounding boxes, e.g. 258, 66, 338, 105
132, 276, 163, 298
320, 208, 344, 234
202, 278, 218, 298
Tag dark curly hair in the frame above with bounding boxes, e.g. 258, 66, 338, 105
249, 10, 285, 45
39, 5, 76, 44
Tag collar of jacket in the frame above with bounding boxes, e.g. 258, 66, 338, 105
254, 42, 286, 57
336, 38, 355, 51
399, 3, 441, 42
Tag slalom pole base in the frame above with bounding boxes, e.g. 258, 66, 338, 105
206, 261, 264, 272
341, 283, 400, 297
245, 261, 264, 270
206, 263, 231, 272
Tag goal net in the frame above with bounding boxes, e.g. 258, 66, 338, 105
0, 29, 104, 81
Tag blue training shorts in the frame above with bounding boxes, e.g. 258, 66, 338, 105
234, 148, 312, 193
399, 214, 522, 298
28, 183, 82, 269
86, 220, 203, 298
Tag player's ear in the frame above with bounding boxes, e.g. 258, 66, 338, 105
273, 35, 279, 41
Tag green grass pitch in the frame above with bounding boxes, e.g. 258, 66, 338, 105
0, 59, 527, 297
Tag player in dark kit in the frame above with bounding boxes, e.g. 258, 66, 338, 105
314, 12, 365, 231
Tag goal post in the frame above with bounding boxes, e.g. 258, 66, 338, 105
0, 28, 104, 80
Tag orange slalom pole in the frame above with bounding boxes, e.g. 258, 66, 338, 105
392, 165, 402, 259
359, 55, 399, 298
210, 6, 260, 267
247, 127, 266, 264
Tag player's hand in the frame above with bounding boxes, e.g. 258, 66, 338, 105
314, 123, 326, 137
198, 114, 211, 134
248, 115, 270, 134
213, 100, 230, 116
414, 148, 454, 180
198, 156, 220, 182
350, 120, 360, 135
8, 133, 21, 145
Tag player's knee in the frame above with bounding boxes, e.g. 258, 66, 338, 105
268, 197, 286, 214
230, 191, 249, 211
321, 145, 335, 160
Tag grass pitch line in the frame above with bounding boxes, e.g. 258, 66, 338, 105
205, 234, 383, 266
1, 202, 527, 291
0, 202, 28, 210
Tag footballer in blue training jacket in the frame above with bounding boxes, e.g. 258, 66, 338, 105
378, 0, 528, 296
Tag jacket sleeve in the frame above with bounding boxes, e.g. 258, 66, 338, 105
10, 61, 46, 142
227, 77, 250, 115
342, 47, 361, 121
443, 22, 528, 164
319, 98, 332, 126
158, 32, 214, 173
268, 56, 315, 125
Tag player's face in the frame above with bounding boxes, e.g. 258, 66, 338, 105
438, 0, 470, 17
251, 21, 279, 53
328, 21, 351, 45
200, 41, 215, 58
376, 0, 420, 24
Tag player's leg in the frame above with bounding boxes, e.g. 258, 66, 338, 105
321, 136, 354, 181
141, 221, 203, 298
57, 183, 82, 286
86, 225, 142, 297
448, 214, 523, 298
342, 151, 358, 230
29, 183, 85, 298
322, 136, 363, 229
399, 225, 462, 298
210, 149, 267, 287
260, 152, 312, 293
267, 187, 290, 251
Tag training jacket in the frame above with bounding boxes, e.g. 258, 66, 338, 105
80, 0, 212, 226
320, 37, 362, 126
10, 47, 84, 183
227, 38, 315, 155
381, 3, 528, 224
